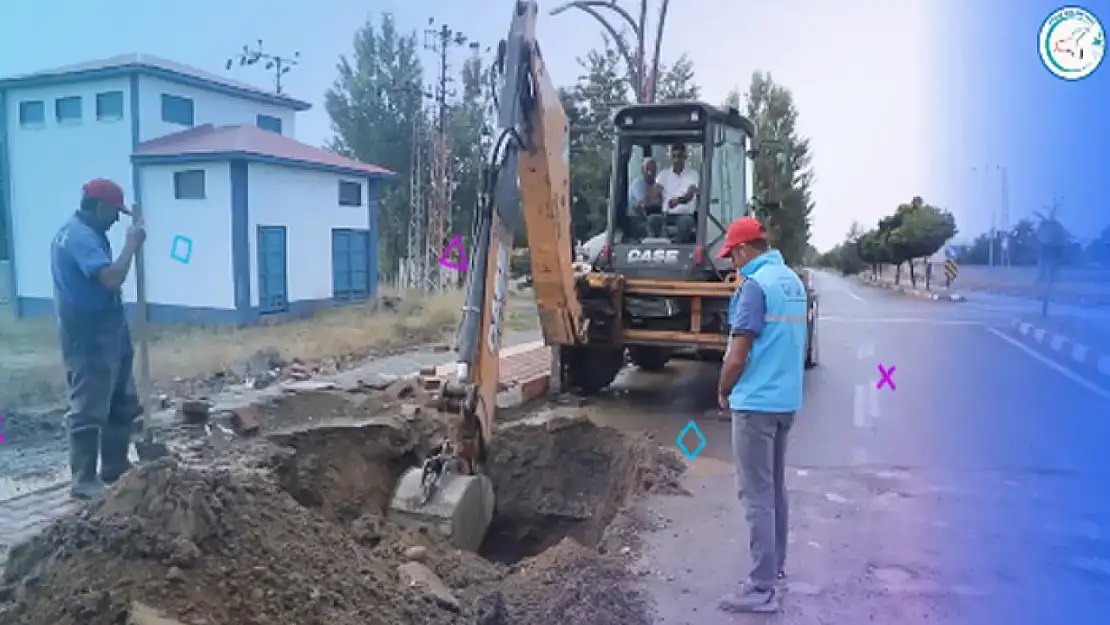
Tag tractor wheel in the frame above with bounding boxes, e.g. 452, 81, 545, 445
563, 346, 624, 394
696, 348, 724, 363
628, 346, 672, 372
805, 301, 819, 369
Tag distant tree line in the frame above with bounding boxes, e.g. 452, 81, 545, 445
817, 197, 957, 287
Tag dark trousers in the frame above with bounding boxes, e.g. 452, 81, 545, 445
58, 309, 141, 435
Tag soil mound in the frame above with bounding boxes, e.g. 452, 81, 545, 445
0, 407, 684, 625
0, 459, 456, 625
496, 538, 653, 625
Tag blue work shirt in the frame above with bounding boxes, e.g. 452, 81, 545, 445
726, 250, 807, 413
51, 213, 123, 313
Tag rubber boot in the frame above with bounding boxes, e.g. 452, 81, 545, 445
69, 428, 105, 500
99, 424, 133, 484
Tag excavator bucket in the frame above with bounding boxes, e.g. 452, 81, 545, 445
387, 466, 496, 553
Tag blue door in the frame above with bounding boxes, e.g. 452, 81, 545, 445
257, 226, 288, 314
332, 229, 370, 301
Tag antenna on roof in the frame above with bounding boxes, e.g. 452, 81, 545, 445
226, 40, 300, 95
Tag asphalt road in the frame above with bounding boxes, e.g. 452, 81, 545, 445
593, 270, 1110, 624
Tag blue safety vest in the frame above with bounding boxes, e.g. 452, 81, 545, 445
728, 250, 807, 413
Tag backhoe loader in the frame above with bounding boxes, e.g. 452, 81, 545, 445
387, 0, 818, 552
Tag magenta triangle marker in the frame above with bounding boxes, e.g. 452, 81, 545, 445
439, 235, 467, 272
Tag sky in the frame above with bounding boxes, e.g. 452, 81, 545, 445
1, 0, 942, 252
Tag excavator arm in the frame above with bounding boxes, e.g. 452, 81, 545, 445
448, 0, 585, 471
387, 1, 587, 552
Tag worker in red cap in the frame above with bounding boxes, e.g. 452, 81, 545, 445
714, 216, 807, 614
50, 178, 146, 499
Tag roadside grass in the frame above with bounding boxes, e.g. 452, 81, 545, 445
0, 288, 539, 412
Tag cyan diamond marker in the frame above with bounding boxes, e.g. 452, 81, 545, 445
675, 420, 706, 461
170, 235, 193, 264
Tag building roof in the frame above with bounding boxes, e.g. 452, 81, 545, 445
133, 124, 394, 179
0, 53, 311, 111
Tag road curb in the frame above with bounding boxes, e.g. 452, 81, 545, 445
1009, 320, 1110, 380
857, 276, 965, 302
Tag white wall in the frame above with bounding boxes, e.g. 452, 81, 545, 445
138, 162, 233, 309
246, 163, 370, 306
136, 75, 296, 142
6, 77, 135, 301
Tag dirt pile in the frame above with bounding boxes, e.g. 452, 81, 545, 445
0, 458, 458, 625
0, 407, 684, 625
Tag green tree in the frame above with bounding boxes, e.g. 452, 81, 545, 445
655, 54, 700, 102
731, 71, 814, 267
564, 40, 631, 241
449, 54, 494, 248
325, 12, 425, 281
885, 196, 957, 286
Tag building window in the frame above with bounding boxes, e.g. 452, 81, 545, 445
173, 169, 206, 199
18, 100, 45, 127
257, 114, 282, 134
96, 91, 124, 121
338, 180, 362, 207
55, 96, 82, 123
161, 94, 194, 126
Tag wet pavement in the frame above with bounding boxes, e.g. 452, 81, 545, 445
589, 271, 1110, 624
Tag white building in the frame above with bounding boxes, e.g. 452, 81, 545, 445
0, 54, 393, 325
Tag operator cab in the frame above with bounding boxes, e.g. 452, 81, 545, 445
586, 102, 757, 280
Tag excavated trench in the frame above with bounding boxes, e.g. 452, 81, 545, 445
0, 400, 684, 625
266, 408, 681, 564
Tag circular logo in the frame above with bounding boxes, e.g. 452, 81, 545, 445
1040, 6, 1105, 80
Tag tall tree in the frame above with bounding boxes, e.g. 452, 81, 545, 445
655, 54, 700, 102
730, 72, 814, 266
564, 39, 632, 241
449, 55, 493, 248
325, 12, 424, 281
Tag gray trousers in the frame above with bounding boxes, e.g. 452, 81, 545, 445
732, 410, 795, 588
58, 309, 141, 435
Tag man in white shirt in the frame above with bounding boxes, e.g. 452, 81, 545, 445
658, 142, 699, 242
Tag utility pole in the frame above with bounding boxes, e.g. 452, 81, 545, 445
227, 40, 299, 94
550, 0, 672, 103
423, 19, 471, 291
999, 165, 1011, 267
407, 110, 428, 290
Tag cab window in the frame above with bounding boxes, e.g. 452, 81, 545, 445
707, 124, 750, 257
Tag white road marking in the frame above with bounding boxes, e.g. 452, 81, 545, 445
820, 317, 983, 325
985, 327, 1110, 401
845, 288, 865, 302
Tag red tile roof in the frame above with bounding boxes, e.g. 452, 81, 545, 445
134, 125, 393, 177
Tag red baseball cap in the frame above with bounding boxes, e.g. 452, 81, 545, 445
82, 178, 131, 214
717, 217, 766, 258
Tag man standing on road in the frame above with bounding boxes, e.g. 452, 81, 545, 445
51, 179, 146, 499
715, 217, 807, 613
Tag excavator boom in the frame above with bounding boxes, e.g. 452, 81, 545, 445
387, 0, 584, 553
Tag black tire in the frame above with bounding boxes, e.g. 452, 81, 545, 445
804, 301, 818, 369
628, 346, 672, 372
696, 348, 724, 363
563, 346, 624, 394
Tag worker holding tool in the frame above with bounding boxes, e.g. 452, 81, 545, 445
50, 178, 146, 499
715, 217, 807, 614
